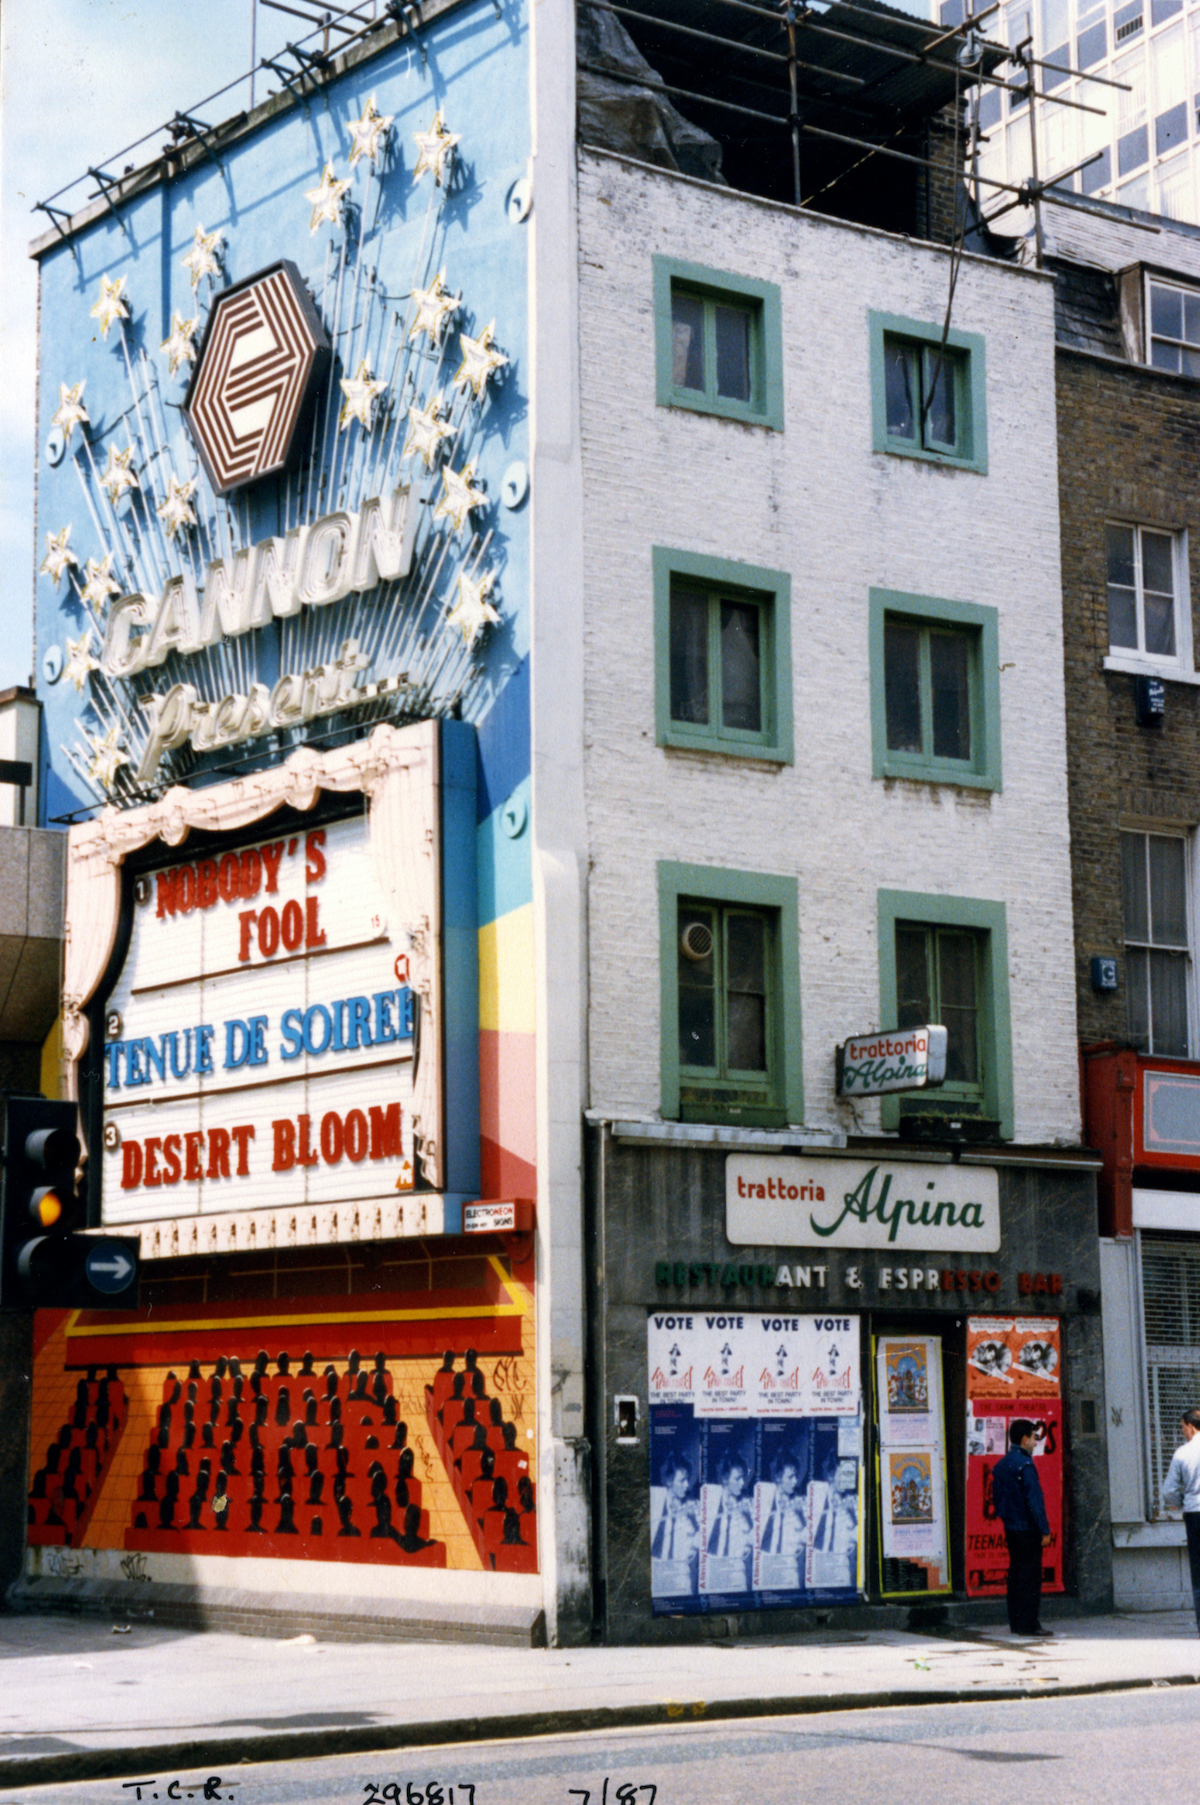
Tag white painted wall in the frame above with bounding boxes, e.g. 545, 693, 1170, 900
0, 689, 39, 827
578, 149, 1081, 1147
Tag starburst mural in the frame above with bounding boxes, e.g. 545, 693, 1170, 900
41, 106, 512, 809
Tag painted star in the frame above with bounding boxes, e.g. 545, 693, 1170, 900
156, 474, 198, 539
452, 321, 508, 399
408, 270, 458, 346
348, 94, 393, 168
412, 110, 461, 186
51, 382, 90, 445
98, 444, 139, 508
90, 274, 129, 340
402, 391, 454, 468
63, 630, 99, 693
160, 312, 199, 377
79, 555, 122, 613
338, 361, 387, 432
86, 726, 128, 792
181, 225, 223, 290
445, 566, 500, 647
305, 162, 351, 233
40, 526, 79, 585
434, 460, 487, 536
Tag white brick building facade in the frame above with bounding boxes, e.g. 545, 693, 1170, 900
577, 147, 1080, 1147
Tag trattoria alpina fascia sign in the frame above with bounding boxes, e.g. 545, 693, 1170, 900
835, 1025, 948, 1097
726, 1154, 1000, 1252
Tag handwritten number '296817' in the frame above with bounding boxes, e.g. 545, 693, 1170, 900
363, 1785, 474, 1805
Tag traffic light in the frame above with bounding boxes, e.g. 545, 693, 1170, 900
1, 1095, 138, 1310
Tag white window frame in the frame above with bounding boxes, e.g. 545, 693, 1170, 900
1102, 522, 1196, 683
1145, 273, 1200, 375
1120, 825, 1196, 1059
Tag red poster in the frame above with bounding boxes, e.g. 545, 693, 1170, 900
964, 1395, 1064, 1597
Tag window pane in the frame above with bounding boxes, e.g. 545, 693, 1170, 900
1126, 945, 1150, 1049
1144, 590, 1176, 657
1150, 949, 1189, 1056
678, 905, 715, 1069
1106, 521, 1138, 647
1185, 293, 1200, 347
1122, 832, 1149, 941
726, 912, 766, 993
669, 589, 710, 725
1108, 584, 1138, 648
924, 347, 957, 448
1106, 524, 1136, 587
1150, 281, 1183, 341
672, 292, 705, 391
1148, 835, 1187, 945
896, 926, 931, 1027
727, 994, 767, 1070
720, 601, 762, 733
884, 342, 917, 440
1141, 530, 1175, 596
714, 304, 752, 402
884, 620, 923, 752
938, 932, 979, 1084
726, 914, 767, 1072
930, 630, 972, 761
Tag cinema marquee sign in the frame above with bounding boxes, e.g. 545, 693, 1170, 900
726, 1154, 1000, 1252
63, 723, 452, 1224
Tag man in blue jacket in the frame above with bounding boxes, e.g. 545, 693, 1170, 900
1162, 1405, 1200, 1634
991, 1418, 1052, 1637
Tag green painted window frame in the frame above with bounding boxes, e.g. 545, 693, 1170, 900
868, 588, 1001, 790
868, 310, 988, 473
653, 256, 784, 430
659, 861, 802, 1128
877, 889, 1013, 1139
653, 547, 794, 763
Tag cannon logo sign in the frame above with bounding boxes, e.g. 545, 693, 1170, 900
102, 814, 416, 1222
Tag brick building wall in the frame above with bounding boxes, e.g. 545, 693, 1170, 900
578, 146, 1082, 1145
1056, 345, 1200, 1046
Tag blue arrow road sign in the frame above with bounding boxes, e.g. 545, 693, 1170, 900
84, 1240, 137, 1296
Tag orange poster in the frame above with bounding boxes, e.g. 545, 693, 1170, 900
967, 1317, 1060, 1399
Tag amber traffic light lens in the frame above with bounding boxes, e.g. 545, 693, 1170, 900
31, 1189, 65, 1230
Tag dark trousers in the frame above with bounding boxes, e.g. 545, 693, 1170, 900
1184, 1512, 1200, 1635
1004, 1527, 1044, 1633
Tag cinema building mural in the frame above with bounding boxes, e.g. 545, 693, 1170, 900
21, 0, 560, 1641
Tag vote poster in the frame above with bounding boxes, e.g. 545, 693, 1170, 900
965, 1316, 1065, 1598
648, 1310, 862, 1615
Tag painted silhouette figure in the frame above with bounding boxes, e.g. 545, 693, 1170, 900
399, 1503, 435, 1552
371, 1493, 401, 1543
336, 1495, 361, 1537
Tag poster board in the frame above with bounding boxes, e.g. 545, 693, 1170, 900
965, 1317, 1064, 1597
874, 1336, 951, 1593
648, 1311, 862, 1615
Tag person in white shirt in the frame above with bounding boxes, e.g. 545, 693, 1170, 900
1162, 1405, 1200, 1635
650, 1454, 699, 1566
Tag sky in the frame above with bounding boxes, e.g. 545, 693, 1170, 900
1, 0, 938, 696
0, 0, 342, 692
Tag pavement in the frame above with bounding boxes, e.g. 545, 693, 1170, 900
1, 1607, 1199, 1789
